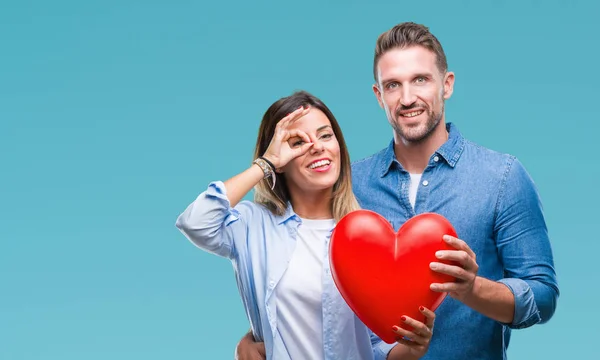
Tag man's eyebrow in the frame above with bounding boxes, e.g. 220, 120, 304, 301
381, 72, 434, 84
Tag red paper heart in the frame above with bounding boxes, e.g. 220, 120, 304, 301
330, 210, 458, 344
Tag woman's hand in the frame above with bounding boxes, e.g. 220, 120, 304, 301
262, 106, 313, 170
391, 306, 435, 359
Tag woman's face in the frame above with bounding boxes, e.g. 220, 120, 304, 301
281, 108, 341, 196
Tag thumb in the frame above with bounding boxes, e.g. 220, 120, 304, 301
296, 142, 314, 156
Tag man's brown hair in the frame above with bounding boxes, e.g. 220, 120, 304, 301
373, 22, 448, 82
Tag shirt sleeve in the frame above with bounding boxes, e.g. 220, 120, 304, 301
175, 181, 252, 259
370, 329, 396, 360
494, 157, 559, 329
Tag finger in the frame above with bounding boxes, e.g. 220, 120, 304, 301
285, 130, 313, 158
394, 337, 422, 348
275, 106, 305, 132
443, 235, 476, 259
280, 109, 310, 134
430, 282, 468, 293
287, 106, 311, 124
419, 306, 436, 329
429, 262, 472, 280
400, 315, 432, 339
392, 325, 427, 345
285, 129, 311, 143
292, 142, 314, 158
277, 106, 309, 130
274, 113, 303, 142
435, 250, 475, 269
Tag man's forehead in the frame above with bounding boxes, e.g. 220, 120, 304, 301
377, 47, 438, 77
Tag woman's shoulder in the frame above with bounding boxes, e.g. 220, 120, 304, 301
234, 200, 284, 223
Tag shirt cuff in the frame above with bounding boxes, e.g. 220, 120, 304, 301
206, 181, 241, 225
373, 341, 396, 360
497, 278, 541, 329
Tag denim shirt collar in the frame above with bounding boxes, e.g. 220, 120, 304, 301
379, 122, 466, 177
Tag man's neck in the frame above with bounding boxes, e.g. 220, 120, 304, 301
394, 120, 449, 174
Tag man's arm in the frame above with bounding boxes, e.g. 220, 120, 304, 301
235, 330, 266, 360
430, 157, 559, 328
490, 157, 559, 326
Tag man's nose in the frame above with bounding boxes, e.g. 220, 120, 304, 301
400, 86, 417, 107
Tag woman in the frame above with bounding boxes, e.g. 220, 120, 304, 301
175, 91, 435, 360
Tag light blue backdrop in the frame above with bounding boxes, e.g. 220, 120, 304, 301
2, 0, 596, 359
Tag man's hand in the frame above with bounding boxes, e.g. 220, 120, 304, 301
234, 330, 266, 360
429, 235, 517, 324
429, 235, 479, 301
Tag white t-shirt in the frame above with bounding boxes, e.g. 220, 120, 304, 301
409, 173, 422, 209
275, 217, 335, 360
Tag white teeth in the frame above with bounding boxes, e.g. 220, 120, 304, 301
309, 160, 331, 169
402, 110, 424, 118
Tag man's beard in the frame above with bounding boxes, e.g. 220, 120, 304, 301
392, 101, 444, 144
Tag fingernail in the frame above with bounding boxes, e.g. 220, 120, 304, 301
429, 263, 437, 270
435, 251, 443, 258
419, 306, 425, 311
401, 316, 407, 322
392, 326, 399, 331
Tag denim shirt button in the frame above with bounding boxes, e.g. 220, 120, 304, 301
422, 180, 429, 186
434, 156, 439, 162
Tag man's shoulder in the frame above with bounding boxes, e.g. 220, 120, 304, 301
461, 138, 518, 167
351, 147, 389, 172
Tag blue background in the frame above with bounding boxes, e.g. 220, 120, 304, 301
2, 0, 597, 358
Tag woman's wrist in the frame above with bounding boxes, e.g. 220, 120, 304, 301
259, 155, 277, 171
253, 157, 277, 190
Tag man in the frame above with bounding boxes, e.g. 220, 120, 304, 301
236, 22, 559, 360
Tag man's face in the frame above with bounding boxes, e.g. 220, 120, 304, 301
373, 46, 455, 144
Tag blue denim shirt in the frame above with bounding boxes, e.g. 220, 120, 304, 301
175, 182, 395, 360
351, 122, 559, 360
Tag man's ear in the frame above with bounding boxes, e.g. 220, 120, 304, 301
372, 83, 384, 109
443, 71, 455, 100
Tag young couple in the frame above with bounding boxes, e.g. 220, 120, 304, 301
176, 22, 558, 360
